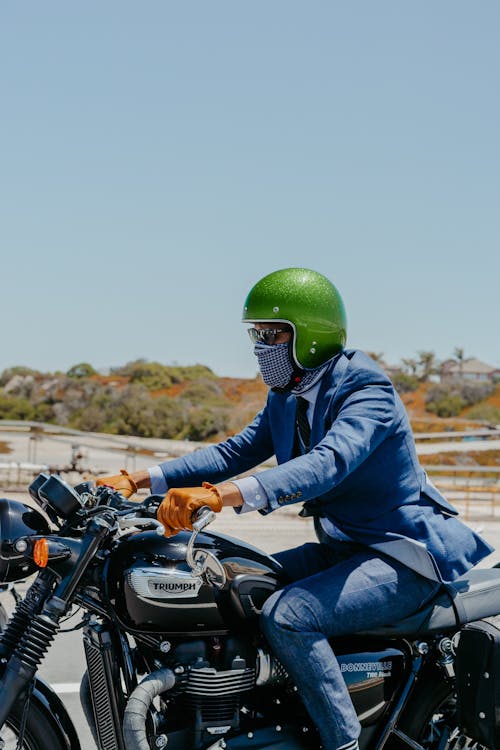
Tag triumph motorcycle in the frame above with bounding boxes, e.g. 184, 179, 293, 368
1, 473, 500, 750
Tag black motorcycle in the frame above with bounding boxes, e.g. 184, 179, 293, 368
1, 472, 500, 750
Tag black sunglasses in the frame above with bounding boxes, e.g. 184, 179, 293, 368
247, 327, 291, 345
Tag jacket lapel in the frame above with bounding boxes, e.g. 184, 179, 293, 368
283, 394, 298, 460
310, 352, 348, 447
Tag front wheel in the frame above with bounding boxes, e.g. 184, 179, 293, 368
399, 676, 490, 750
0, 702, 67, 750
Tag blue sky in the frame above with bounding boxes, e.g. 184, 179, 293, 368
1, 2, 498, 378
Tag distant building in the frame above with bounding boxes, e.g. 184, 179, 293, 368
440, 358, 500, 382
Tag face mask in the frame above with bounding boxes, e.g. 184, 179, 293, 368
254, 342, 294, 389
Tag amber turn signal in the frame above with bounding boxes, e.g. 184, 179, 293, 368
33, 538, 49, 568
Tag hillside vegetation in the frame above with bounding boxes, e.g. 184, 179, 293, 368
0, 361, 268, 441
0, 358, 498, 443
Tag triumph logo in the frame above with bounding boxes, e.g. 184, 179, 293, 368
127, 568, 203, 599
152, 581, 198, 593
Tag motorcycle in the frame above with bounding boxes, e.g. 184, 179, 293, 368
1, 472, 500, 750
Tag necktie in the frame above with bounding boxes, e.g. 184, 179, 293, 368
295, 396, 311, 453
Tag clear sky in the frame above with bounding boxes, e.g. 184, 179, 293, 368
1, 2, 498, 379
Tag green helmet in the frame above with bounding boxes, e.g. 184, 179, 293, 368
242, 268, 347, 370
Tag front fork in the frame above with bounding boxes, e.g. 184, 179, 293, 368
0, 572, 54, 663
0, 516, 112, 729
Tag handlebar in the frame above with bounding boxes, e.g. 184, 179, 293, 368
116, 504, 215, 537
192, 505, 217, 532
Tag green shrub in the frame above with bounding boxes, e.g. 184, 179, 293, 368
0, 395, 35, 420
392, 373, 420, 394
180, 380, 227, 407
466, 404, 500, 424
426, 379, 494, 417
112, 360, 216, 390
115, 360, 173, 390
67, 363, 97, 378
426, 394, 466, 417
181, 407, 229, 441
168, 364, 215, 383
0, 367, 40, 387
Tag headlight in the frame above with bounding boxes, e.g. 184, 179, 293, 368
0, 498, 50, 582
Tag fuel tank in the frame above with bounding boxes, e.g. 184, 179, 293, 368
105, 529, 282, 635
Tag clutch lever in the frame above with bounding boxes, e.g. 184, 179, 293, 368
115, 494, 167, 536
118, 516, 165, 536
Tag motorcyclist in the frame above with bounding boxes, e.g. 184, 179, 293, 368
98, 267, 493, 750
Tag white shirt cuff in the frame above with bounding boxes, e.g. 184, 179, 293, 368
232, 476, 268, 514
149, 466, 168, 495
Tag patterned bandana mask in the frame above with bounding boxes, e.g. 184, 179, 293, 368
254, 342, 294, 389
254, 342, 329, 392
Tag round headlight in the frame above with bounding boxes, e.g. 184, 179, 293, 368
0, 498, 51, 582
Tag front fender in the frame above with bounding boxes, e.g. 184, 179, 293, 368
30, 676, 81, 750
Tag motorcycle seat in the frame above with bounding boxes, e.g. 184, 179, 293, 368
360, 568, 500, 637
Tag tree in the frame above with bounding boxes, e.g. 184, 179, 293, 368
392, 373, 419, 394
416, 351, 438, 382
401, 358, 418, 376
67, 363, 97, 379
453, 347, 466, 378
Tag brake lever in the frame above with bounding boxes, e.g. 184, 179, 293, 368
118, 514, 165, 536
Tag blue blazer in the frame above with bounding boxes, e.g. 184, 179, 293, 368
157, 350, 493, 582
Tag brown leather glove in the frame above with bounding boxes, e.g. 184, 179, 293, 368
95, 469, 138, 498
157, 482, 223, 537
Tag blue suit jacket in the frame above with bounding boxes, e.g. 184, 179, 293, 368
157, 350, 493, 582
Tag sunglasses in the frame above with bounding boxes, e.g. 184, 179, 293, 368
247, 327, 291, 345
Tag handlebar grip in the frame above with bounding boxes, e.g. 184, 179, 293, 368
192, 505, 216, 532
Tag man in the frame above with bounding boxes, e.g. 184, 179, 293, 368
98, 267, 492, 750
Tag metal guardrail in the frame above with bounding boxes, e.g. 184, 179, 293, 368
415, 429, 499, 441
0, 420, 498, 520
424, 465, 500, 520
0, 420, 204, 458
0, 462, 48, 489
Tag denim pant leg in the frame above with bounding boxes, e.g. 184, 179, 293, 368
261, 544, 440, 750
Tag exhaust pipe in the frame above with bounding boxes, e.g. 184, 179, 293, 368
123, 668, 176, 750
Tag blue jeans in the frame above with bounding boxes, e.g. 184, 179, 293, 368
260, 539, 441, 750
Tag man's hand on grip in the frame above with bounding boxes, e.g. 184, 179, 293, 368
157, 483, 223, 537
95, 469, 138, 498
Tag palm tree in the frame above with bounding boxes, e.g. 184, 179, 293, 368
417, 350, 438, 382
453, 347, 466, 378
402, 358, 418, 376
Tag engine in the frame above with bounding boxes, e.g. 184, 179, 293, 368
131, 632, 290, 743
132, 628, 408, 746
